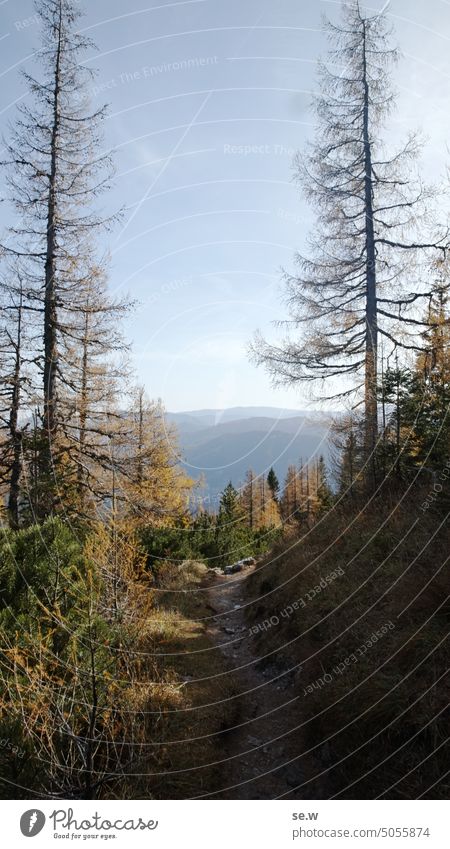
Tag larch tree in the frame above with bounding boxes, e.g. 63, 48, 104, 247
120, 390, 192, 528
330, 412, 364, 497
2, 0, 117, 514
253, 1, 447, 487
258, 475, 281, 528
241, 469, 280, 529
280, 464, 300, 523
0, 518, 155, 798
0, 280, 28, 527
61, 268, 132, 515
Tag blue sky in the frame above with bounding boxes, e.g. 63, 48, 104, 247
1, 0, 449, 410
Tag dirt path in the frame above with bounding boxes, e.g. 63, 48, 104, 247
204, 565, 308, 800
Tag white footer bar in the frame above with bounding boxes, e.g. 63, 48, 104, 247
2, 800, 446, 849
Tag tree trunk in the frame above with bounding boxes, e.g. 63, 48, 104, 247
137, 389, 144, 488
77, 308, 89, 501
362, 19, 379, 486
7, 290, 24, 529
43, 2, 62, 461
84, 625, 98, 800
306, 464, 310, 521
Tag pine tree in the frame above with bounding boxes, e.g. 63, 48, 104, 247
267, 467, 280, 501
241, 468, 258, 529
315, 455, 333, 514
379, 279, 450, 472
216, 482, 249, 565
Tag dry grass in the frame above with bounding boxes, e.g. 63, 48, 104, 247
242, 485, 450, 799
114, 560, 240, 799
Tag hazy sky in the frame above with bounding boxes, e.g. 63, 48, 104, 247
1, 0, 449, 410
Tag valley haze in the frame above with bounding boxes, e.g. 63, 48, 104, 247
167, 406, 333, 503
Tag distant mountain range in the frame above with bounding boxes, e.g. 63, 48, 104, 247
166, 407, 334, 507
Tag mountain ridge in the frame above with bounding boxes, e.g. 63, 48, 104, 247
166, 407, 334, 501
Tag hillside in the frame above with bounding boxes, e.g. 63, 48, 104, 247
167, 407, 333, 501
168, 407, 310, 426
236, 486, 450, 799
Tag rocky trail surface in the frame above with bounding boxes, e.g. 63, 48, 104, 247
203, 564, 312, 800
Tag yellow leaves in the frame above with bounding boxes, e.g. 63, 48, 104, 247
117, 392, 194, 530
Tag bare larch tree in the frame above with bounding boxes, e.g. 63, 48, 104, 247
253, 1, 447, 486
0, 280, 28, 527
2, 0, 117, 514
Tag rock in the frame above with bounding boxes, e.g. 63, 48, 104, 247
224, 561, 245, 574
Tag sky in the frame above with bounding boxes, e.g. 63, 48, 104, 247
0, 0, 449, 411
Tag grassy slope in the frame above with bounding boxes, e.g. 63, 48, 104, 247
132, 563, 240, 800
241, 486, 449, 799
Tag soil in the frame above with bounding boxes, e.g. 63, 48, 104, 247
201, 564, 315, 800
